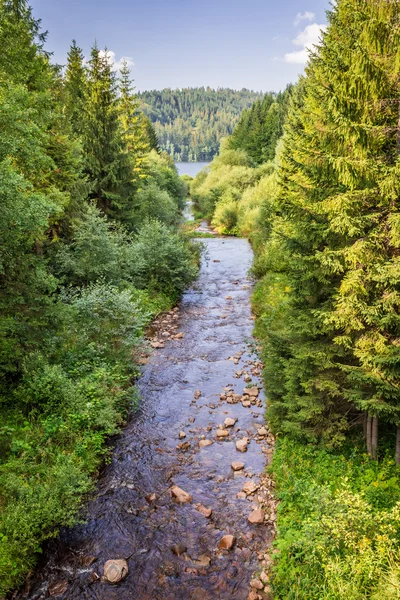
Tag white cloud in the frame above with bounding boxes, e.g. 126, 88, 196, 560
294, 11, 315, 26
98, 49, 135, 72
284, 23, 327, 64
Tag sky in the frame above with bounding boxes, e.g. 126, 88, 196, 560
30, 0, 331, 92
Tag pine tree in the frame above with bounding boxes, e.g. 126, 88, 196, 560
64, 40, 87, 137
118, 59, 149, 185
264, 0, 400, 458
83, 45, 136, 222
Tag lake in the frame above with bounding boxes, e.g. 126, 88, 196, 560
176, 161, 210, 178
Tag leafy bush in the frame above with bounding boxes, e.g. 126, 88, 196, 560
270, 438, 400, 600
134, 182, 181, 226
129, 219, 198, 299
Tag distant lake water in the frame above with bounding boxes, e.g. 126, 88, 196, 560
176, 162, 210, 178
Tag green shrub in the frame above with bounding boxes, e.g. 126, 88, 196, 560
129, 219, 198, 299
270, 438, 400, 600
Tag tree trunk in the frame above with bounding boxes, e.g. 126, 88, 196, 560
366, 415, 372, 456
396, 425, 400, 465
371, 416, 378, 460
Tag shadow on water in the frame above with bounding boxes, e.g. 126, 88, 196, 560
17, 228, 273, 600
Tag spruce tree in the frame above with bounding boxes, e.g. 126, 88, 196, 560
83, 45, 136, 222
64, 40, 87, 137
118, 59, 149, 185
265, 0, 400, 458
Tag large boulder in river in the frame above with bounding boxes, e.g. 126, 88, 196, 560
103, 559, 129, 583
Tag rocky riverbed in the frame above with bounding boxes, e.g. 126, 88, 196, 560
16, 234, 276, 600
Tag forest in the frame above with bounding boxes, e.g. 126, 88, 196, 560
191, 0, 400, 597
0, 1, 199, 594
139, 87, 263, 162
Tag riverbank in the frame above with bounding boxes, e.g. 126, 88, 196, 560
12, 229, 276, 600
191, 149, 400, 599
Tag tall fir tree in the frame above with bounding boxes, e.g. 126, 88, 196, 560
83, 45, 136, 222
118, 59, 149, 185
64, 40, 87, 137
264, 0, 400, 459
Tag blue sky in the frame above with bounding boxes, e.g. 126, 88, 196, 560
30, 0, 331, 92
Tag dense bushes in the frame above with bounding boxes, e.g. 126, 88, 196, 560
271, 439, 400, 599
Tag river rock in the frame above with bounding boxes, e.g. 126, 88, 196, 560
246, 387, 259, 397
194, 554, 211, 567
179, 431, 186, 439
224, 417, 236, 428
258, 426, 268, 436
250, 578, 264, 590
248, 592, 261, 600
260, 570, 270, 584
48, 581, 68, 596
216, 428, 229, 438
151, 341, 164, 349
242, 400, 251, 408
231, 461, 245, 471
199, 439, 213, 448
103, 559, 129, 583
236, 438, 249, 452
171, 544, 187, 556
197, 504, 212, 518
243, 481, 258, 495
171, 485, 192, 504
194, 390, 202, 399
248, 509, 265, 524
219, 534, 236, 550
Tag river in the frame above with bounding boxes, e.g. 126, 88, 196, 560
17, 226, 274, 600
176, 162, 210, 177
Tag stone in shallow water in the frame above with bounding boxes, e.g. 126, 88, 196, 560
171, 486, 192, 504
216, 428, 229, 438
196, 504, 212, 518
48, 581, 68, 596
219, 534, 236, 550
103, 559, 129, 583
236, 438, 249, 452
231, 461, 245, 471
199, 439, 213, 448
171, 544, 187, 556
224, 417, 236, 428
248, 509, 265, 524
243, 480, 258, 495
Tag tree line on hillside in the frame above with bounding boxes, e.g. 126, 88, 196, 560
0, 1, 198, 594
191, 1, 400, 596
139, 87, 263, 162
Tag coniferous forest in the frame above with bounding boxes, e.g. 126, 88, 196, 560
139, 88, 263, 162
192, 1, 400, 597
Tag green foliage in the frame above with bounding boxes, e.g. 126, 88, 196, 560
229, 86, 293, 164
0, 3, 200, 595
139, 87, 263, 161
129, 220, 199, 299
270, 438, 400, 600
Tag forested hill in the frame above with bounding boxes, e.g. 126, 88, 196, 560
138, 87, 263, 162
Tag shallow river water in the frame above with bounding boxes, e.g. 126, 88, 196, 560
18, 232, 273, 600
